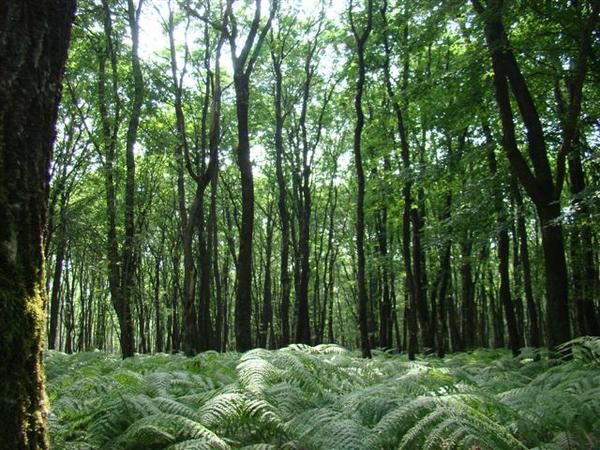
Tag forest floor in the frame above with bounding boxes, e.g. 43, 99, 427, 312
46, 338, 600, 449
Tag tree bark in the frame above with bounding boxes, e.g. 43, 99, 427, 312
0, 1, 75, 447
228, 0, 275, 352
270, 38, 291, 347
120, 0, 145, 358
350, 0, 373, 359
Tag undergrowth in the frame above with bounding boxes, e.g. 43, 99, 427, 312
46, 336, 600, 449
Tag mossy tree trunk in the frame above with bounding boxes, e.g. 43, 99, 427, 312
0, 0, 75, 448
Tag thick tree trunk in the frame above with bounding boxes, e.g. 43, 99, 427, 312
538, 204, 571, 348
0, 1, 75, 447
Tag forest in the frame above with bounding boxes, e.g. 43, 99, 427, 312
0, 0, 599, 448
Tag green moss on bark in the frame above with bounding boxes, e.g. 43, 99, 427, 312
0, 251, 49, 449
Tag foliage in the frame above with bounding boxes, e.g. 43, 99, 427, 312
47, 342, 600, 449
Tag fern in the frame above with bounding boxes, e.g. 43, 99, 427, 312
47, 344, 600, 449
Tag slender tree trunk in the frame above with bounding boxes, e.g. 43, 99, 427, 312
211, 171, 224, 351
260, 205, 274, 348
153, 250, 163, 353
511, 178, 541, 347
488, 271, 504, 348
567, 148, 600, 336
170, 253, 182, 352
350, 0, 373, 359
272, 51, 291, 347
98, 0, 136, 358
197, 201, 214, 351
376, 206, 392, 349
233, 73, 254, 352
412, 207, 431, 351
485, 123, 521, 355
447, 276, 461, 353
436, 242, 451, 358
48, 193, 68, 350
460, 239, 475, 351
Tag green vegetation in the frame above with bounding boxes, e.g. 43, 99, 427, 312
45, 0, 600, 362
47, 337, 600, 449
3, 0, 599, 445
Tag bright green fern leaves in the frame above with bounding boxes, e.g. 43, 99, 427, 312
46, 340, 600, 449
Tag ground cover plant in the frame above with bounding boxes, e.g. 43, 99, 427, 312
47, 337, 600, 449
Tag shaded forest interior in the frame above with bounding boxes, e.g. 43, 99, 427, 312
46, 0, 600, 360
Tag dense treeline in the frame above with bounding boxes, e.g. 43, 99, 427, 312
46, 0, 600, 360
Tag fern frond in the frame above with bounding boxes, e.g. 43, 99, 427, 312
154, 396, 202, 422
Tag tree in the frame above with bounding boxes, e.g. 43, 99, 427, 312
170, 0, 225, 355
269, 19, 295, 347
471, 0, 599, 351
349, 0, 373, 359
0, 1, 76, 447
227, 0, 277, 352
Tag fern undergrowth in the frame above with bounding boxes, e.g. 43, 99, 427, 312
46, 336, 600, 449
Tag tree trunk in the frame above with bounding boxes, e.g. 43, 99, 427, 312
350, 0, 373, 359
225, 0, 275, 353
272, 54, 291, 347
98, 0, 135, 359
485, 123, 521, 355
460, 239, 475, 350
0, 1, 75, 447
436, 242, 451, 358
48, 193, 68, 350
538, 204, 571, 348
511, 177, 540, 347
233, 73, 255, 352
260, 205, 274, 348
